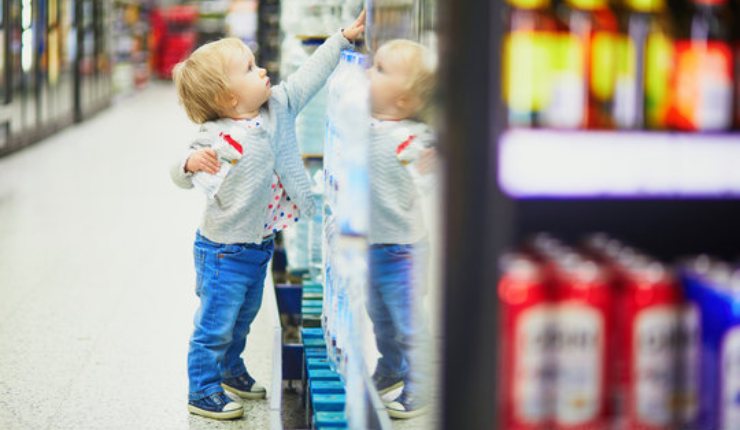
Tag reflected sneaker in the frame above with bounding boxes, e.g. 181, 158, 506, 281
188, 392, 243, 420
373, 373, 404, 396
222, 373, 267, 399
386, 391, 428, 419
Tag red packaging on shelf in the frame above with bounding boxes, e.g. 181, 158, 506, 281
552, 255, 612, 430
499, 253, 555, 430
618, 261, 695, 429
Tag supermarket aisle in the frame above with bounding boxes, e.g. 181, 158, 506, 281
0, 83, 275, 429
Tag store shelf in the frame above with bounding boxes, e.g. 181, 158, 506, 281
499, 129, 740, 198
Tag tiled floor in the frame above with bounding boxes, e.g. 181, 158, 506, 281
0, 82, 441, 430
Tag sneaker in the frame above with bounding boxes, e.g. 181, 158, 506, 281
188, 392, 243, 420
386, 391, 428, 419
373, 373, 404, 396
222, 373, 267, 399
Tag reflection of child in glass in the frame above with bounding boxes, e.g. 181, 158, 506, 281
169, 12, 365, 420
366, 39, 437, 419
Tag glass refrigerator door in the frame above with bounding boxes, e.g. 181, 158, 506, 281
78, 0, 93, 115
55, 0, 72, 124
94, 0, 110, 101
0, 0, 8, 149
35, 0, 49, 126
13, 0, 39, 134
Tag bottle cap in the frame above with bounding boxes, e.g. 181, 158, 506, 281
626, 0, 666, 12
566, 0, 608, 10
507, 0, 551, 10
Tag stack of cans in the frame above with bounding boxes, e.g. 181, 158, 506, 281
498, 234, 718, 430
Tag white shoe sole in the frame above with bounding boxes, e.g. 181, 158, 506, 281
187, 404, 243, 420
377, 381, 404, 396
386, 405, 428, 419
222, 383, 267, 400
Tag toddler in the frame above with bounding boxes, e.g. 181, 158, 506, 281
170, 12, 365, 420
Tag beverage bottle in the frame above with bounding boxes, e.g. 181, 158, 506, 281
734, 0, 740, 128
554, 0, 620, 129
613, 0, 675, 129
503, 0, 558, 127
667, 0, 735, 131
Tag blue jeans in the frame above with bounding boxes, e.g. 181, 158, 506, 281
188, 231, 274, 401
367, 243, 427, 397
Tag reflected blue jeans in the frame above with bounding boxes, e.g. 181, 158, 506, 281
367, 243, 427, 397
188, 231, 274, 401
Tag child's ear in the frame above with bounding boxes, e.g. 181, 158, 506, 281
216, 92, 238, 110
395, 95, 410, 110
228, 92, 239, 108
396, 93, 421, 114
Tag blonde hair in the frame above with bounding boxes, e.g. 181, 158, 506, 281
377, 39, 437, 113
172, 38, 249, 124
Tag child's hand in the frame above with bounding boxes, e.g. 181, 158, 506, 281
341, 10, 366, 42
185, 148, 220, 174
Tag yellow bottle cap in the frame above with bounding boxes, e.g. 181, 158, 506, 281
508, 0, 551, 9
566, 0, 608, 10
626, 0, 666, 12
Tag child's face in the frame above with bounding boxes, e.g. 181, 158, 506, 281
226, 47, 272, 117
368, 47, 415, 119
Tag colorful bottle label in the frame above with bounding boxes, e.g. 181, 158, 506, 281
633, 305, 683, 425
542, 34, 586, 128
722, 326, 740, 430
613, 35, 638, 128
669, 40, 733, 131
590, 31, 617, 102
554, 303, 603, 425
644, 31, 673, 129
514, 305, 556, 422
503, 31, 556, 124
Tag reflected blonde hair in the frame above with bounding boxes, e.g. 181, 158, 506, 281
377, 39, 437, 114
172, 38, 249, 124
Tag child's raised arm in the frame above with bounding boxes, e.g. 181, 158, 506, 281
274, 10, 365, 114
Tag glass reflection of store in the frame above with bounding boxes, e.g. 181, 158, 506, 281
44, 0, 75, 127
76, 0, 110, 121
364, 0, 440, 424
8, 0, 39, 142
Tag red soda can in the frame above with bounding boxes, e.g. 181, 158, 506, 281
621, 261, 694, 430
499, 253, 555, 430
583, 236, 632, 428
552, 255, 611, 430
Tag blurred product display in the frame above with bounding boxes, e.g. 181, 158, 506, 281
499, 234, 740, 430
193, 0, 229, 46
257, 0, 281, 80
153, 4, 197, 79
112, 0, 152, 94
502, 0, 739, 131
1, 0, 113, 156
